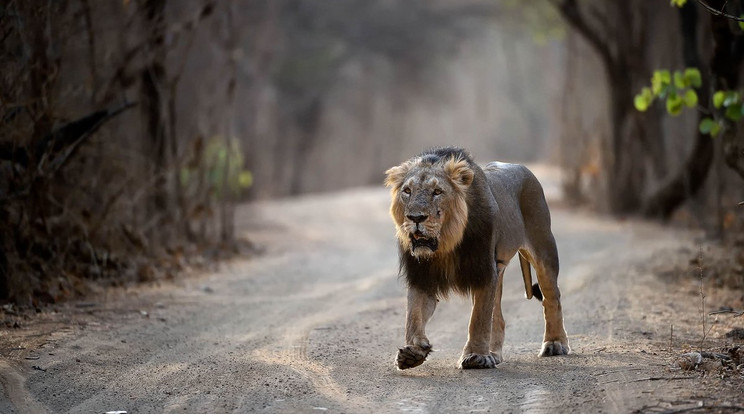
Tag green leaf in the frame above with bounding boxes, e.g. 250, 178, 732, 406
684, 68, 702, 88
726, 104, 743, 121
651, 75, 662, 95
740, 15, 744, 31
634, 95, 648, 111
713, 91, 726, 108
674, 71, 686, 89
651, 71, 670, 95
711, 123, 721, 137
699, 117, 716, 134
666, 92, 683, 116
238, 170, 253, 188
643, 86, 653, 101
634, 87, 653, 111
670, 0, 687, 7
659, 70, 671, 84
723, 91, 740, 107
683, 89, 698, 107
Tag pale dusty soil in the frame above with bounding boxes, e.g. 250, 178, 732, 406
1, 173, 743, 413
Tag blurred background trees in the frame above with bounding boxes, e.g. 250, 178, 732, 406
550, 0, 743, 226
1, 0, 742, 305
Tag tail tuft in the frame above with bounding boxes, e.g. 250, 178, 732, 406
532, 283, 543, 301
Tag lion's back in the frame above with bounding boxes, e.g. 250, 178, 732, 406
483, 162, 536, 206
482, 162, 553, 252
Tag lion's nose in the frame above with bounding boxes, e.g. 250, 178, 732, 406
406, 214, 428, 224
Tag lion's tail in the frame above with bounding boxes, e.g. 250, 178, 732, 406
518, 252, 542, 301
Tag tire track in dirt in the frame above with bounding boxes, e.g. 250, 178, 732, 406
250, 268, 394, 410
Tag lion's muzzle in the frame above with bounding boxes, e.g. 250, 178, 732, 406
406, 214, 428, 224
410, 230, 438, 252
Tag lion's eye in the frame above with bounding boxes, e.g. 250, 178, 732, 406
402, 187, 411, 195
433, 188, 443, 196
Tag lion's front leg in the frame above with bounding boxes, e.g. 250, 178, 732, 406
459, 285, 499, 369
396, 288, 437, 370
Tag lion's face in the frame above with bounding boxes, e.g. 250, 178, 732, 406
385, 154, 474, 259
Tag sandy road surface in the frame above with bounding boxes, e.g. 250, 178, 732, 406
0, 177, 721, 413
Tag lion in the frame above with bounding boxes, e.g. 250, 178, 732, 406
384, 147, 569, 369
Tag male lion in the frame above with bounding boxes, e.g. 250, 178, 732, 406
384, 147, 569, 370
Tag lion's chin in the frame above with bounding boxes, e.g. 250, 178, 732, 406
409, 233, 438, 258
410, 246, 436, 259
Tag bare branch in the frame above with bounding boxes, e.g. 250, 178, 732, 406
698, 246, 707, 353
709, 308, 744, 316
550, 0, 615, 69
81, 0, 98, 95
97, 1, 216, 104
628, 376, 697, 383
587, 5, 609, 31
695, 0, 744, 22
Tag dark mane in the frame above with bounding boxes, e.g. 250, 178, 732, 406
418, 147, 474, 165
399, 147, 496, 298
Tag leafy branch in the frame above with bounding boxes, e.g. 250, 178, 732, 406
635, 67, 744, 138
700, 90, 744, 136
634, 68, 701, 115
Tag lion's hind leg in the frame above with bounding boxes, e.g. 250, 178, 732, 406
530, 244, 570, 357
519, 168, 569, 356
488, 263, 506, 364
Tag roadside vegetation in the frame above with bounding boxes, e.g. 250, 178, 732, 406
1, 1, 742, 312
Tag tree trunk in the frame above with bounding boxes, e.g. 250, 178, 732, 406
289, 98, 323, 195
554, 0, 654, 215
606, 63, 647, 214
709, 0, 744, 179
642, 3, 715, 219
140, 0, 170, 236
0, 246, 7, 301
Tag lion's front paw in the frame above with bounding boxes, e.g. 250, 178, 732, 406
459, 353, 498, 369
396, 344, 432, 370
539, 340, 570, 357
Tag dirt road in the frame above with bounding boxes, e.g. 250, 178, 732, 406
0, 175, 732, 413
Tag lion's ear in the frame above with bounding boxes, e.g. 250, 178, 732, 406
384, 164, 409, 188
444, 156, 474, 189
